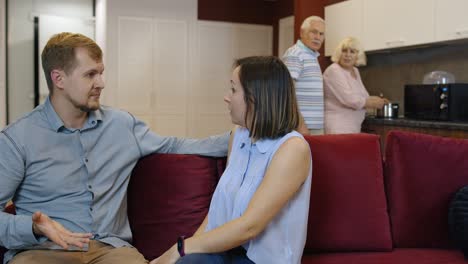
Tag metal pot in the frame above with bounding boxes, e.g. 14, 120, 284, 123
376, 103, 399, 118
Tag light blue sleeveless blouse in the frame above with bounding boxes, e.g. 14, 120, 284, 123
206, 127, 312, 264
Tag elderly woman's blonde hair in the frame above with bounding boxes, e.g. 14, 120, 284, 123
331, 37, 367, 66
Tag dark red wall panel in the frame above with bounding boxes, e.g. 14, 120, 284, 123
198, 0, 275, 25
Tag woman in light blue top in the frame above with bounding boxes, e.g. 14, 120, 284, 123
152, 56, 312, 264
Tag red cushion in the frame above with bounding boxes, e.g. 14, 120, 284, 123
4, 204, 15, 215
302, 248, 466, 264
304, 134, 392, 252
128, 154, 225, 260
385, 130, 468, 248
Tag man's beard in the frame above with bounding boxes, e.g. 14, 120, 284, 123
70, 97, 100, 112
79, 104, 99, 112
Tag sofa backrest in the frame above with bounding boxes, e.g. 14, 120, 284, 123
385, 130, 468, 248
128, 153, 226, 260
303, 134, 393, 252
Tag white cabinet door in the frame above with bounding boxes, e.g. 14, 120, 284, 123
435, 0, 468, 41
363, 0, 435, 51
324, 0, 363, 56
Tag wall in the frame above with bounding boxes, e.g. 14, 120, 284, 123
278, 16, 294, 56
198, 0, 274, 25
0, 0, 5, 128
198, 0, 293, 56
360, 42, 468, 114
6, 0, 93, 123
273, 0, 294, 56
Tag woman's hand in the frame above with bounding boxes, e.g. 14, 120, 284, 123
365, 96, 389, 109
149, 245, 180, 264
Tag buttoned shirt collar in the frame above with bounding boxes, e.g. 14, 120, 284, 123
238, 130, 276, 154
43, 96, 102, 133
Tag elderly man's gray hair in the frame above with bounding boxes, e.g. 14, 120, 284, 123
300, 16, 325, 32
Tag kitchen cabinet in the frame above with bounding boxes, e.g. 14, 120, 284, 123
324, 0, 363, 56
435, 0, 468, 41
325, 0, 468, 54
362, 0, 434, 51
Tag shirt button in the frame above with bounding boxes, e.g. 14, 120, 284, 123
85, 158, 89, 163
88, 185, 92, 189
90, 207, 93, 211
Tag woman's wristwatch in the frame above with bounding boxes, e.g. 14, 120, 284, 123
177, 235, 186, 257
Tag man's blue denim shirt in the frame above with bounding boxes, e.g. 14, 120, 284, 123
0, 97, 229, 263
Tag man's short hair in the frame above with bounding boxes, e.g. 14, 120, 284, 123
234, 56, 300, 140
300, 16, 325, 32
41, 32, 102, 93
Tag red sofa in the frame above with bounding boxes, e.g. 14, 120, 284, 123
2, 131, 468, 263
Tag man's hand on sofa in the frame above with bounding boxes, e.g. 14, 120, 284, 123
32, 211, 93, 249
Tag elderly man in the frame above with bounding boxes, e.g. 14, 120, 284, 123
282, 16, 325, 135
0, 32, 229, 264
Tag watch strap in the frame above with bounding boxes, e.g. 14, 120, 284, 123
177, 235, 186, 257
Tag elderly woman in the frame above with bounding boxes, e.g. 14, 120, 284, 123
323, 37, 388, 134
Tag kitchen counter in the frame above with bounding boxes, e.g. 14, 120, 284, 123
363, 116, 468, 131
362, 116, 468, 152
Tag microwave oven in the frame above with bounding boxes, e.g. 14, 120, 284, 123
404, 83, 468, 121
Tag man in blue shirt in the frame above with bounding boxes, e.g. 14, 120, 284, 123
0, 32, 228, 264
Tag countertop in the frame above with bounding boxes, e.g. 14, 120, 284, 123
363, 116, 468, 131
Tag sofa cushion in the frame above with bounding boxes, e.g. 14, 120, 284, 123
128, 154, 225, 260
385, 131, 468, 248
304, 134, 392, 252
301, 248, 466, 264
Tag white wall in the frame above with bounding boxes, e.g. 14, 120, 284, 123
193, 21, 272, 137
0, 0, 5, 128
278, 16, 294, 57
7, 0, 93, 123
